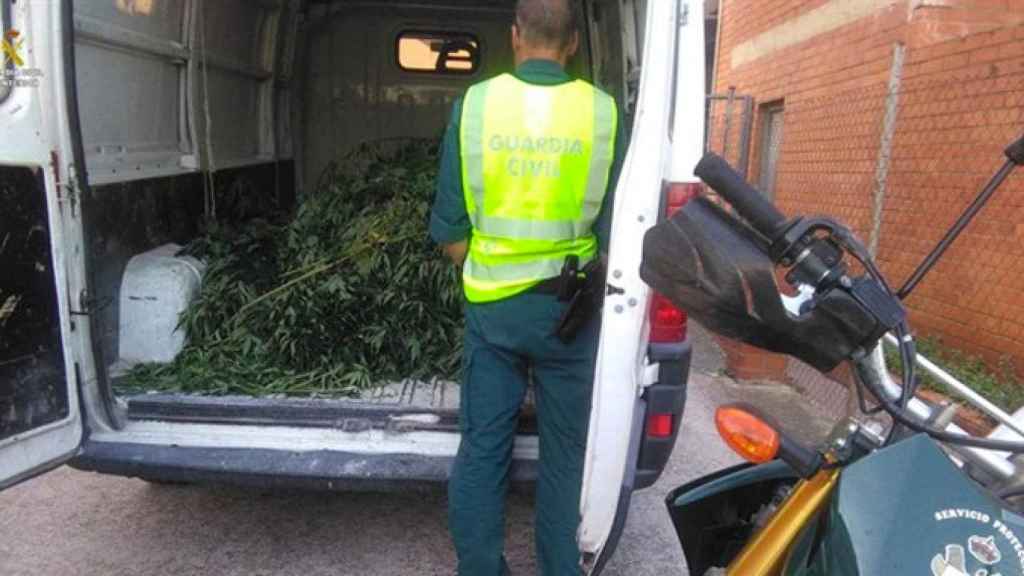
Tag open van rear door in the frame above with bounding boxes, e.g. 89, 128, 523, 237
0, 0, 84, 490
579, 0, 705, 571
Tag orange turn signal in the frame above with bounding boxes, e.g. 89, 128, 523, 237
715, 405, 781, 464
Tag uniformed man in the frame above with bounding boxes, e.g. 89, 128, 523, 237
429, 0, 624, 574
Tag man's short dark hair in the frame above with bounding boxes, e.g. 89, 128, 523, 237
515, 0, 579, 50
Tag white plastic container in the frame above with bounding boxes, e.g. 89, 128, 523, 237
117, 244, 205, 365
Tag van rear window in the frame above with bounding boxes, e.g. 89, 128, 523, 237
396, 31, 480, 75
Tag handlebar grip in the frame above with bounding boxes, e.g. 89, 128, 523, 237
694, 153, 788, 239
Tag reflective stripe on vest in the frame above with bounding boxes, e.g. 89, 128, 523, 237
459, 73, 617, 303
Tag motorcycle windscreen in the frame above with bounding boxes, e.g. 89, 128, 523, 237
640, 196, 871, 372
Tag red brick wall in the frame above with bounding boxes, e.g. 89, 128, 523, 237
717, 336, 789, 381
712, 0, 1024, 377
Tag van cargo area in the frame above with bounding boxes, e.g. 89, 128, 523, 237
69, 0, 637, 425
2, 1, 701, 566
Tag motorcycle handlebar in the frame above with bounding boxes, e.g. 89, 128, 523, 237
694, 153, 788, 240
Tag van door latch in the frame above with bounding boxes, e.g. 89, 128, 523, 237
606, 284, 625, 297
71, 289, 112, 316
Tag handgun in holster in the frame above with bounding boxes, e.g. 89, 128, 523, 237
554, 257, 606, 344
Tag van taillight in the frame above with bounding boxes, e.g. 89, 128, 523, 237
665, 182, 700, 217
650, 293, 687, 342
647, 413, 674, 438
649, 182, 698, 343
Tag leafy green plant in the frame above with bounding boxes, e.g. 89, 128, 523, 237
884, 336, 1024, 413
118, 141, 464, 397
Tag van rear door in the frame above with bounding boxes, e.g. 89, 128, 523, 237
0, 0, 84, 490
579, 0, 704, 570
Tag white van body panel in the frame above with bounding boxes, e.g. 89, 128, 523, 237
671, 0, 707, 183
91, 419, 539, 460
0, 0, 84, 486
70, 0, 297, 186
580, 0, 682, 560
580, 0, 705, 563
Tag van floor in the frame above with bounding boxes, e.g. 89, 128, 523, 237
119, 381, 538, 434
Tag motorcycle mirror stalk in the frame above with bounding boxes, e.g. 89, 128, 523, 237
896, 131, 1024, 300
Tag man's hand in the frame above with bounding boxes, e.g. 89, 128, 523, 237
443, 240, 468, 266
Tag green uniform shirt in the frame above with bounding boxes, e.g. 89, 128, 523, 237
439, 62, 617, 573
429, 59, 626, 253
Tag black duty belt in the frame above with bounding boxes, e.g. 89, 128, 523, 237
529, 277, 563, 295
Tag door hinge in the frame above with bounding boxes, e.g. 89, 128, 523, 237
50, 151, 71, 215
55, 180, 79, 216
626, 67, 642, 114
53, 161, 81, 218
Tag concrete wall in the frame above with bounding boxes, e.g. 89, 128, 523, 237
711, 0, 1024, 379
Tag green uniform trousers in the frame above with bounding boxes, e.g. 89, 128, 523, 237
448, 291, 599, 576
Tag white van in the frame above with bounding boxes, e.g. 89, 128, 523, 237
0, 0, 705, 570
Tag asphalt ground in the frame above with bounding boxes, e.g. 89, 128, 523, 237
0, 327, 835, 576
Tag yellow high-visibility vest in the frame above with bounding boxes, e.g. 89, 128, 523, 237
459, 73, 618, 303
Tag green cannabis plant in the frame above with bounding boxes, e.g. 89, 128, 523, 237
120, 141, 464, 397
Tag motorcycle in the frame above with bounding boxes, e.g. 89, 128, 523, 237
640, 133, 1024, 575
